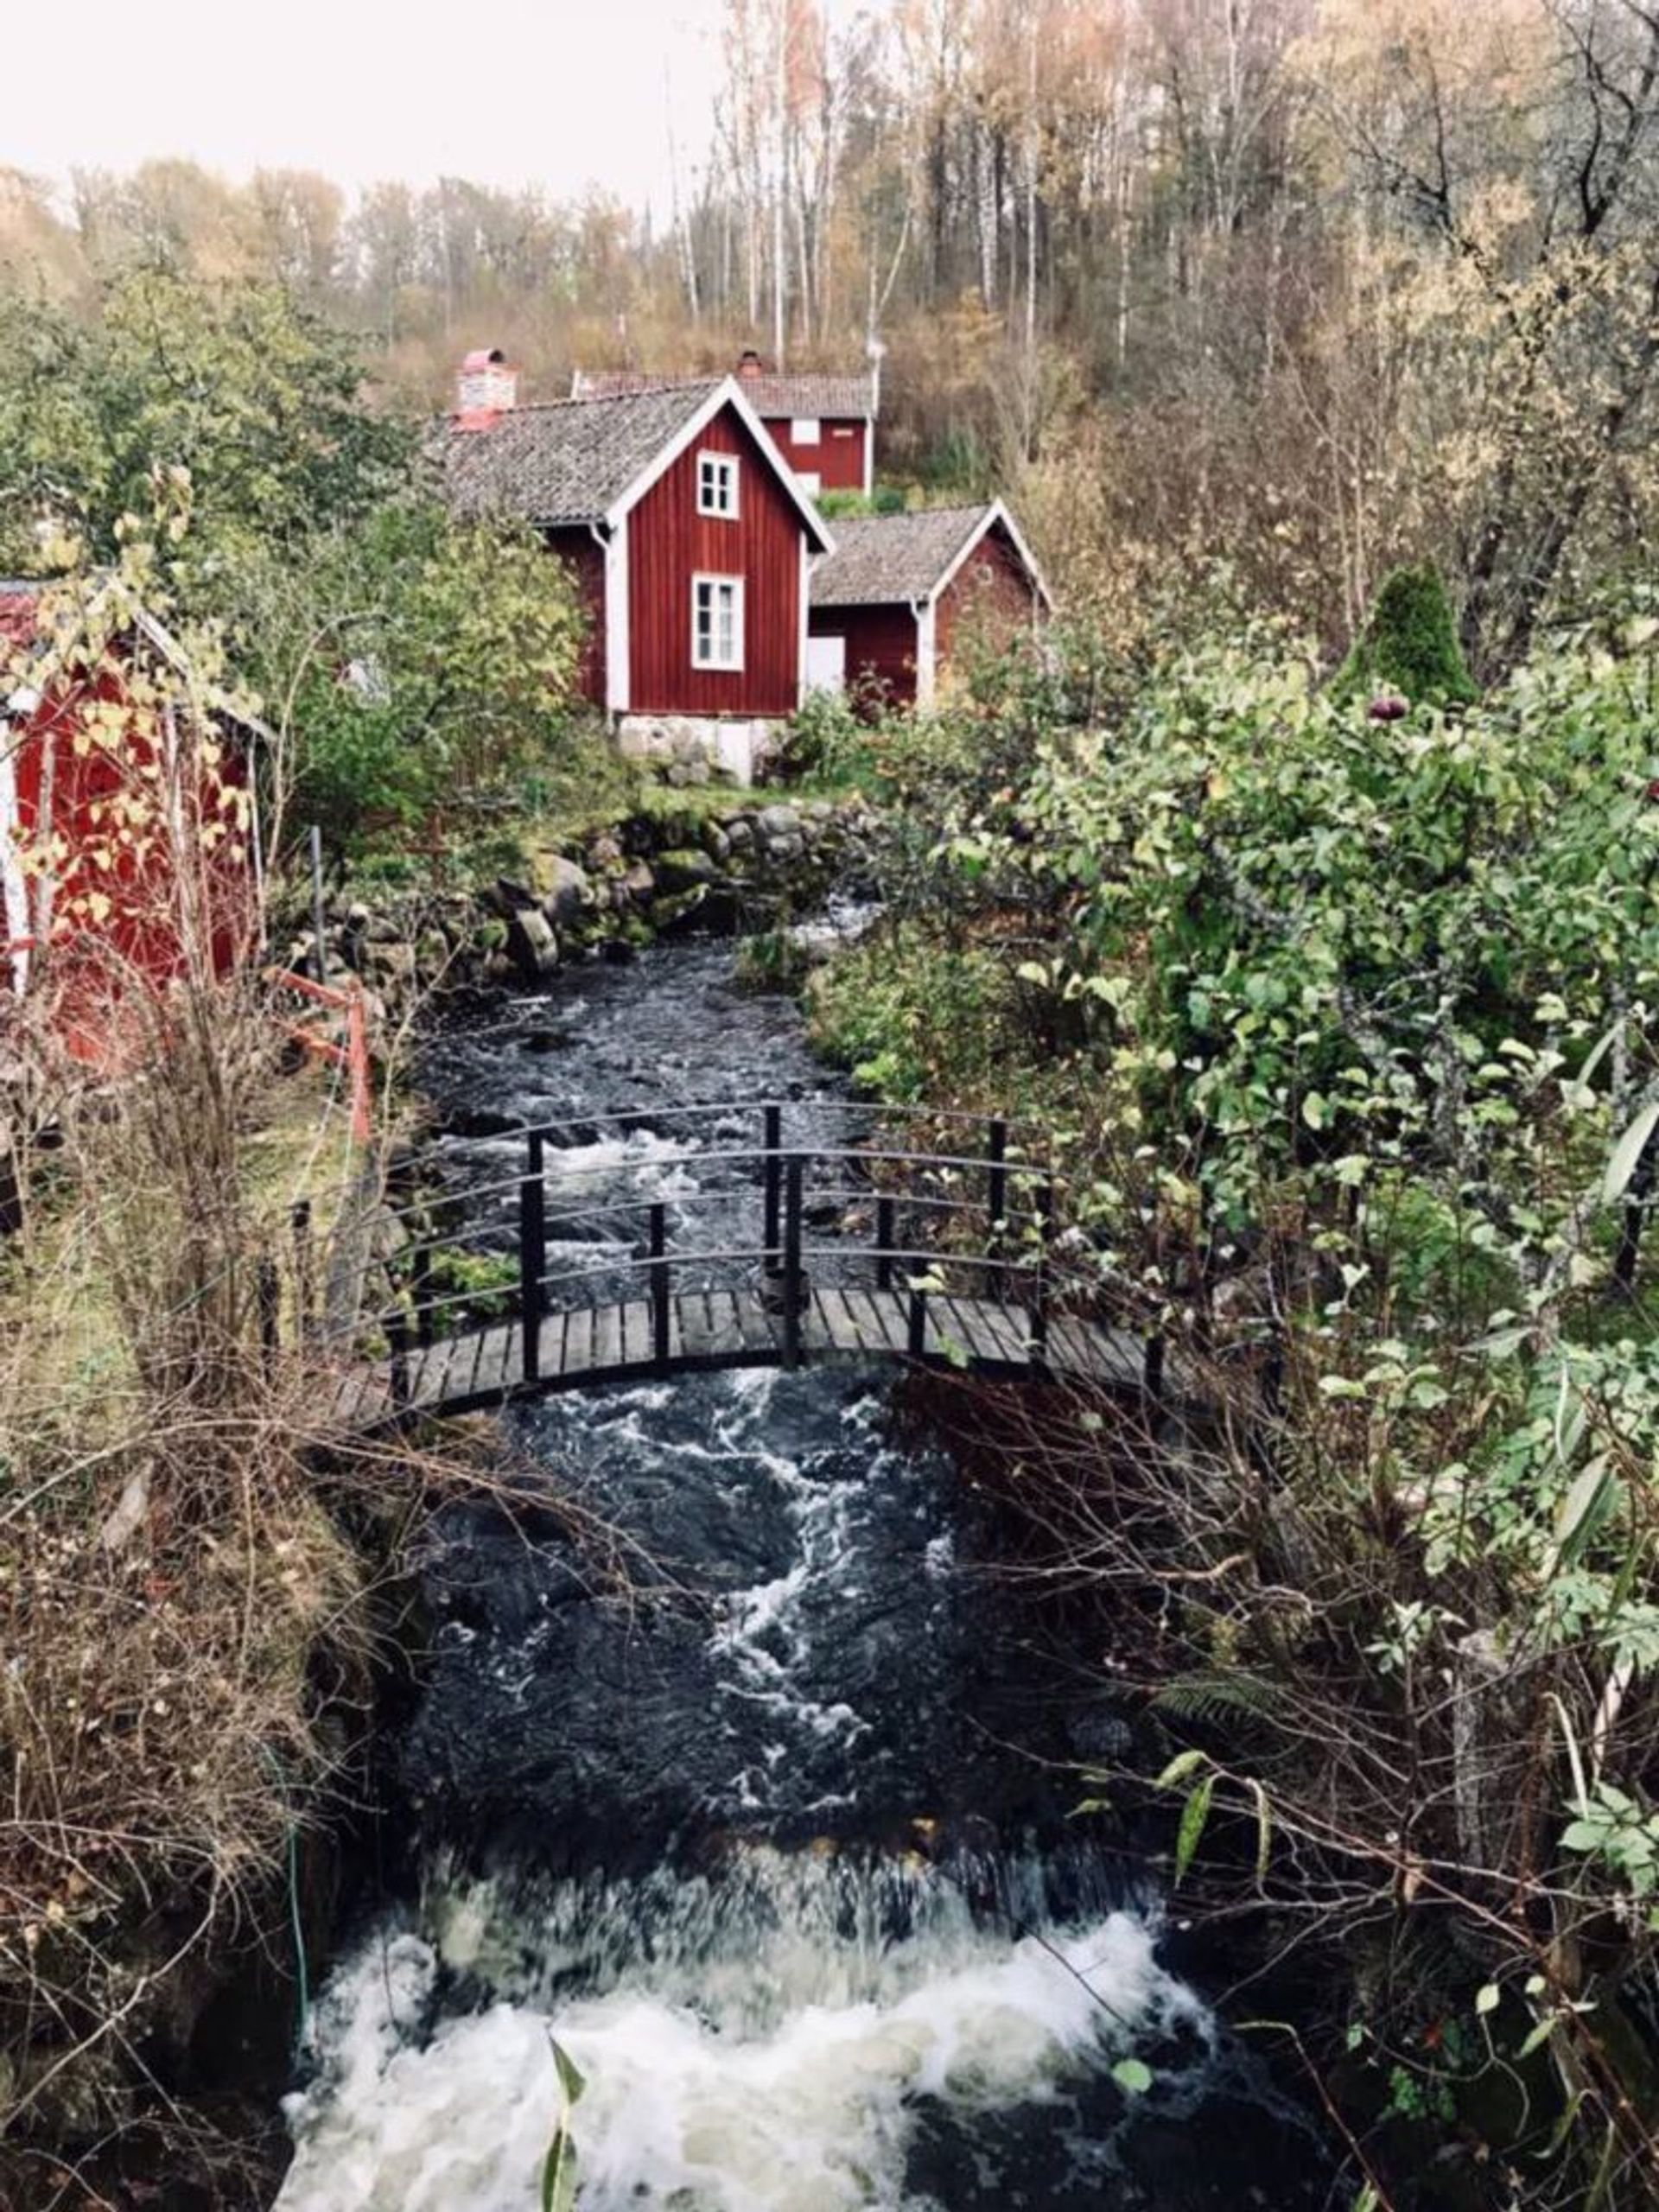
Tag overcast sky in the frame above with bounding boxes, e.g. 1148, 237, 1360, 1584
4, 0, 726, 214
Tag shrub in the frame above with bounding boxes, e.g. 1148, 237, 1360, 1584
1334, 563, 1479, 707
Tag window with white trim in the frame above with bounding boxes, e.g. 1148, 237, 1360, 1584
797, 470, 822, 497
696, 451, 740, 518
691, 575, 744, 670
791, 416, 821, 444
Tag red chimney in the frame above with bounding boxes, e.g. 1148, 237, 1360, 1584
454, 346, 518, 429
736, 348, 764, 381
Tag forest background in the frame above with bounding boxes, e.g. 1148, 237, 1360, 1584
4, 0, 1657, 684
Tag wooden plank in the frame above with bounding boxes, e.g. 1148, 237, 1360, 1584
473, 1321, 518, 1401
836, 1289, 891, 1355
563, 1306, 594, 1378
860, 1287, 906, 1353
590, 1303, 625, 1373
941, 1296, 1009, 1369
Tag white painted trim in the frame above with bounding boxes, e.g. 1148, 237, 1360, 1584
696, 449, 740, 518
914, 599, 938, 709
925, 499, 1054, 614
0, 723, 27, 993
690, 573, 745, 671
601, 515, 631, 714
862, 419, 874, 499
605, 377, 835, 553
796, 470, 821, 498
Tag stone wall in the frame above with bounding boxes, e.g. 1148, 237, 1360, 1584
279, 795, 873, 1011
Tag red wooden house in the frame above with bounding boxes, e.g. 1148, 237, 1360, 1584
440, 369, 834, 779
572, 352, 879, 499
806, 503, 1052, 709
1, 581, 262, 1049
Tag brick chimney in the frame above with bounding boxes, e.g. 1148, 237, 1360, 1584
736, 348, 765, 381
455, 346, 518, 429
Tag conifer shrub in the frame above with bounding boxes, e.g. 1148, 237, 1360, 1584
1334, 563, 1479, 707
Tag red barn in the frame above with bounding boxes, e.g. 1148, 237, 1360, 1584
572, 353, 879, 499
805, 503, 1052, 710
1, 581, 263, 1052
440, 370, 834, 780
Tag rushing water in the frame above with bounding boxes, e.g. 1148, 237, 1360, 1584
276, 937, 1330, 2211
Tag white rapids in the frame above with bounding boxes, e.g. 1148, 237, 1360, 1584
276, 1849, 1205, 2212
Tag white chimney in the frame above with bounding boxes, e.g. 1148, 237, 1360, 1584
456, 347, 518, 421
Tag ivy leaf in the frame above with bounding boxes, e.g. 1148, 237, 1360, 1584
1475, 1982, 1501, 2017
1174, 1773, 1214, 1885
1111, 2056, 1153, 2095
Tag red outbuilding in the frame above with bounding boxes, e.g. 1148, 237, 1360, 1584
805, 502, 1052, 710
572, 352, 879, 499
439, 369, 835, 779
1, 581, 263, 1055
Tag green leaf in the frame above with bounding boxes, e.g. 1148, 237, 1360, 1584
1603, 1098, 1659, 1205
1516, 2016, 1557, 2058
1174, 1773, 1214, 1885
542, 2123, 577, 2212
551, 2038, 586, 2108
1156, 1749, 1207, 1789
1247, 1777, 1272, 1882
1111, 2056, 1153, 2096
1475, 1982, 1500, 2017
1548, 1453, 1615, 1574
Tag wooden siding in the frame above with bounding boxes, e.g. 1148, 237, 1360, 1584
545, 526, 607, 706
936, 526, 1039, 669
807, 602, 920, 711
762, 414, 868, 493
627, 406, 804, 717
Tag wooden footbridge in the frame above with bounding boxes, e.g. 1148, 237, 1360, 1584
307, 1102, 1185, 1432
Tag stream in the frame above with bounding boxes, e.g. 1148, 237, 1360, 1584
275, 935, 1332, 2211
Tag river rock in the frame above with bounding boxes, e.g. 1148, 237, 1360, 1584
756, 804, 801, 846
505, 907, 559, 981
535, 853, 591, 927
655, 847, 720, 893
620, 861, 656, 907
701, 820, 732, 863
724, 817, 755, 853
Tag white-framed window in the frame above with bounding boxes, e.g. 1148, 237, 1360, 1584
797, 469, 822, 497
691, 575, 744, 671
696, 451, 740, 518
790, 416, 821, 445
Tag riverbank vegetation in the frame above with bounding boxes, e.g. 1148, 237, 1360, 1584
807, 579, 1659, 2206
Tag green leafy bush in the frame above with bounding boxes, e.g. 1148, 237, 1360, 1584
1334, 563, 1479, 707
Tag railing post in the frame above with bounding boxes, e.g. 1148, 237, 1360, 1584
908, 1284, 927, 1357
650, 1200, 671, 1371
413, 1242, 435, 1348
875, 1193, 895, 1291
387, 1304, 410, 1407
1030, 1175, 1054, 1368
986, 1117, 1007, 1232
257, 1255, 280, 1370
762, 1104, 783, 1268
290, 1198, 312, 1339
783, 1154, 804, 1370
1144, 1330, 1166, 1411
519, 1128, 546, 1385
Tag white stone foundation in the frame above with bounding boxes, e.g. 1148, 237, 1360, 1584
614, 715, 784, 788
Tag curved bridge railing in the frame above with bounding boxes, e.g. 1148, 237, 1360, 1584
307, 1100, 1173, 1429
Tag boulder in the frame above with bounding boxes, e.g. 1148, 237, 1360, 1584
533, 853, 591, 927
757, 804, 802, 844
654, 847, 720, 893
724, 817, 756, 853
701, 820, 732, 863
505, 907, 560, 982
620, 861, 657, 907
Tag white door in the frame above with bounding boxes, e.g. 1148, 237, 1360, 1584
805, 633, 847, 696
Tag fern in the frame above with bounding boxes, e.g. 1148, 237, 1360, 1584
1151, 1669, 1287, 1727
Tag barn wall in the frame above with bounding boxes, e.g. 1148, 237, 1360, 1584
545, 526, 607, 706
628, 406, 804, 717
935, 528, 1039, 669
807, 602, 919, 711
762, 415, 868, 494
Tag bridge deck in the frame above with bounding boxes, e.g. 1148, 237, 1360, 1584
327, 1285, 1161, 1431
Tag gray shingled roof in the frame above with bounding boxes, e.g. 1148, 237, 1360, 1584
437, 385, 721, 526
572, 367, 876, 420
809, 506, 999, 607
